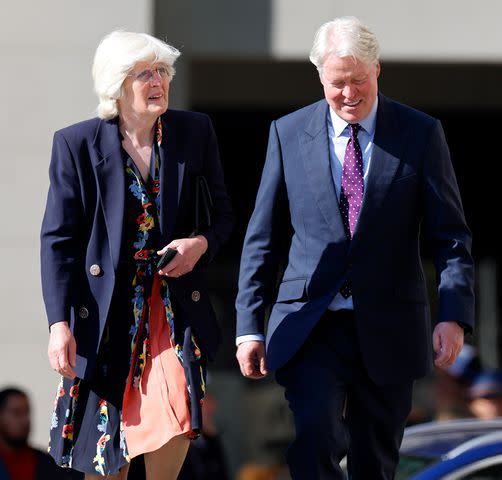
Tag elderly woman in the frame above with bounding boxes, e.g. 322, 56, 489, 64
41, 31, 233, 479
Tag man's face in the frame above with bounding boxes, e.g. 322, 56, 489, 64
0, 395, 30, 448
320, 55, 380, 123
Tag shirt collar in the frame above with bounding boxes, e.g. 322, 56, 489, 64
328, 96, 378, 138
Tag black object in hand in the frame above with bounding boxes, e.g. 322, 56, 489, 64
156, 248, 177, 269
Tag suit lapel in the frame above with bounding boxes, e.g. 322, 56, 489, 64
301, 101, 347, 243
351, 94, 404, 243
159, 112, 181, 243
92, 118, 125, 272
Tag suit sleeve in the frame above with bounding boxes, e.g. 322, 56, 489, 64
199, 115, 234, 262
40, 131, 85, 327
235, 120, 291, 337
422, 120, 475, 329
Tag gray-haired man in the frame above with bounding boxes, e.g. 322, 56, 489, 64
236, 16, 474, 479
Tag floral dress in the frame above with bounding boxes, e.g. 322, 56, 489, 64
48, 119, 206, 476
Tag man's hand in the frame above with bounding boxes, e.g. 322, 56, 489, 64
48, 322, 77, 379
236, 341, 268, 379
433, 321, 464, 369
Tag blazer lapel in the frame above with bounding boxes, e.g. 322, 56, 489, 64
159, 112, 181, 243
352, 94, 404, 243
92, 118, 125, 272
301, 101, 347, 243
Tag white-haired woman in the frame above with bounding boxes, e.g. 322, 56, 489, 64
41, 31, 233, 479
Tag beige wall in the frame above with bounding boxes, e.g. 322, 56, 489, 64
0, 0, 152, 449
160, 0, 502, 62
271, 0, 502, 61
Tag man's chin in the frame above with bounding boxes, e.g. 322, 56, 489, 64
337, 114, 357, 123
336, 102, 369, 123
332, 106, 354, 122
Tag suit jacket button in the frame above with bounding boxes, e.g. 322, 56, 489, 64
78, 307, 89, 319
89, 264, 101, 276
191, 291, 201, 302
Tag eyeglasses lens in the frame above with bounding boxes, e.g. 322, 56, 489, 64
134, 67, 169, 82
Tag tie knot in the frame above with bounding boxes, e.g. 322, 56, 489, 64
349, 123, 361, 138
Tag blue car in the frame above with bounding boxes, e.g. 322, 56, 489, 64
397, 418, 502, 479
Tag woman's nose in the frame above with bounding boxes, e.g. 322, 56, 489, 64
149, 70, 162, 85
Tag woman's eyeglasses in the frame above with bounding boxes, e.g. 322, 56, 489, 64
128, 66, 170, 83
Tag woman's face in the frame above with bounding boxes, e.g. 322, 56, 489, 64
119, 61, 170, 121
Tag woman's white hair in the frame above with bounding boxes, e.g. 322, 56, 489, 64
92, 30, 181, 120
309, 16, 380, 71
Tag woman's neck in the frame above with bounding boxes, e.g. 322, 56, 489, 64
119, 114, 156, 148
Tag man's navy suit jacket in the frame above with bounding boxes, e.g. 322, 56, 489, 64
236, 94, 474, 385
41, 110, 233, 381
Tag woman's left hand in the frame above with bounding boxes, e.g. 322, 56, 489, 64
157, 235, 208, 277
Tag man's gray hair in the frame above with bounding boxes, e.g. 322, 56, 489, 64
92, 31, 181, 120
309, 16, 380, 71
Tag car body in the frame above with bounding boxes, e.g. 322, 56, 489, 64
397, 418, 502, 479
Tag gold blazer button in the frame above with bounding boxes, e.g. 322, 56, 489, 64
191, 291, 201, 302
78, 307, 89, 319
89, 264, 101, 276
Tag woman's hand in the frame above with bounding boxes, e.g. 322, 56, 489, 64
157, 235, 208, 277
48, 322, 77, 379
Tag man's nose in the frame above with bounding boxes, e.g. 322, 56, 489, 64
342, 84, 355, 99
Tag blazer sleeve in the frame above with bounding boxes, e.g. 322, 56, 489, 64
40, 131, 85, 327
422, 120, 475, 329
235, 120, 291, 337
199, 115, 234, 262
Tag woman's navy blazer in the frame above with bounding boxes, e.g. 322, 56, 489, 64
41, 110, 233, 380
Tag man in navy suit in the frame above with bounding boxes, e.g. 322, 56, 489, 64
235, 17, 474, 479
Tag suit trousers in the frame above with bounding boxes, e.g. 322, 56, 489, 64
275, 309, 413, 480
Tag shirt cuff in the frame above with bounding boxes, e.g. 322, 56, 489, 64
236, 334, 265, 346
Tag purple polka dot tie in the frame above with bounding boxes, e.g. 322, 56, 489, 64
339, 123, 364, 298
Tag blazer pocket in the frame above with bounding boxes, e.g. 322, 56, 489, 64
276, 278, 307, 303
